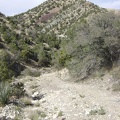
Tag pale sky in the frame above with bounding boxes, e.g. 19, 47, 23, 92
0, 0, 120, 16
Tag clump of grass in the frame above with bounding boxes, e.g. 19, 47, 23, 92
97, 107, 106, 115
89, 107, 106, 115
21, 68, 41, 77
79, 94, 85, 98
57, 111, 63, 117
40, 112, 47, 118
89, 109, 98, 115
111, 68, 120, 91
20, 97, 32, 106
0, 82, 11, 105
112, 81, 120, 92
34, 102, 40, 107
29, 110, 47, 120
29, 112, 39, 120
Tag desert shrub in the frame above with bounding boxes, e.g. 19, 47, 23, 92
38, 49, 51, 67
11, 82, 26, 99
64, 11, 120, 79
0, 50, 14, 82
52, 47, 71, 68
20, 97, 32, 106
0, 61, 12, 81
36, 44, 52, 67
8, 43, 19, 53
87, 11, 120, 67
0, 82, 11, 105
21, 68, 40, 77
46, 33, 61, 49
57, 111, 63, 117
19, 49, 30, 62
0, 24, 8, 32
89, 107, 106, 115
58, 50, 71, 67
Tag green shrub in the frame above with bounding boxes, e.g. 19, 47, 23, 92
0, 82, 11, 105
0, 50, 14, 82
53, 49, 71, 68
0, 61, 11, 81
19, 49, 29, 62
37, 45, 52, 67
58, 50, 71, 67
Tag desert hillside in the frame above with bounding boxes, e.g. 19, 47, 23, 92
0, 0, 120, 119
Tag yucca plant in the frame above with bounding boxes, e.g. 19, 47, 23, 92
0, 82, 11, 105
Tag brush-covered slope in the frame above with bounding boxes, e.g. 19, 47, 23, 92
0, 0, 120, 81
0, 0, 105, 67
12, 0, 105, 35
64, 10, 120, 80
0, 13, 25, 82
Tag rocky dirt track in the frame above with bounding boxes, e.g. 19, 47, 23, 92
18, 68, 120, 120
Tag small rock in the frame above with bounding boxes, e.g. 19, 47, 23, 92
32, 92, 39, 98
32, 92, 44, 100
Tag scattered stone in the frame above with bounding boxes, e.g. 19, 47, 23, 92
32, 92, 44, 100
0, 105, 23, 120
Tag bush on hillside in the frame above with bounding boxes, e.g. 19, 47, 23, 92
0, 50, 14, 82
64, 11, 120, 79
37, 45, 52, 67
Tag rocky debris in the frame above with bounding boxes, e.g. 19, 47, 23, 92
0, 105, 23, 120
31, 92, 44, 100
